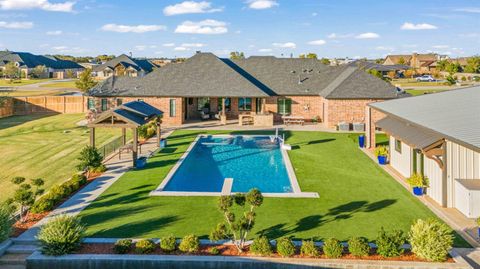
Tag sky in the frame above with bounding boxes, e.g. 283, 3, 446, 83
0, 0, 479, 59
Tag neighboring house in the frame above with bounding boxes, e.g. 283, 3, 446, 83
349, 60, 411, 77
93, 54, 157, 78
366, 86, 480, 218
88, 52, 403, 127
384, 53, 448, 74
0, 51, 84, 78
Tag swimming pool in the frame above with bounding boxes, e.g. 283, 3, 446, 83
151, 135, 318, 198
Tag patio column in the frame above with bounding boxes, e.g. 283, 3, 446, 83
121, 128, 126, 146
220, 97, 227, 125
261, 98, 266, 114
222, 97, 226, 116
156, 117, 161, 145
89, 127, 95, 147
132, 127, 138, 167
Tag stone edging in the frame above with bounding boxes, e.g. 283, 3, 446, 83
0, 239, 12, 256
26, 250, 473, 269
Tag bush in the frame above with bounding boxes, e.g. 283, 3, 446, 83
374, 146, 388, 157
376, 228, 405, 257
348, 237, 370, 258
406, 173, 429, 188
90, 164, 107, 174
160, 235, 176, 252
0, 203, 13, 242
37, 215, 85, 256
71, 174, 87, 186
276, 237, 295, 257
250, 236, 272, 256
135, 239, 156, 254
409, 219, 453, 262
114, 239, 132, 254
323, 238, 343, 258
178, 234, 199, 253
209, 246, 220, 255
77, 146, 103, 173
300, 240, 318, 257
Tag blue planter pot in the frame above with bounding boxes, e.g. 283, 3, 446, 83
160, 138, 167, 148
358, 135, 365, 148
478, 227, 480, 238
377, 155, 387, 165
136, 157, 147, 169
413, 187, 424, 196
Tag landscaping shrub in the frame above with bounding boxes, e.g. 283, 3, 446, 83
70, 174, 87, 187
90, 164, 107, 174
8, 177, 44, 222
0, 203, 13, 242
114, 239, 132, 254
276, 237, 296, 257
323, 238, 343, 258
374, 146, 388, 157
409, 219, 453, 262
135, 239, 156, 254
209, 246, 220, 255
300, 240, 319, 257
406, 173, 429, 188
160, 235, 176, 252
250, 236, 272, 256
348, 237, 370, 258
376, 228, 405, 257
77, 146, 103, 176
178, 234, 199, 253
37, 215, 85, 256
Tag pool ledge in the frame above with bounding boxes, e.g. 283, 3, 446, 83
150, 134, 319, 199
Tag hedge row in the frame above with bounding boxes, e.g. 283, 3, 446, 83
114, 234, 199, 254
30, 174, 87, 214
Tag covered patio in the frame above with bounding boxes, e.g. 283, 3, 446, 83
88, 101, 164, 166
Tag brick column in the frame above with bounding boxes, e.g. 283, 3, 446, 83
365, 106, 376, 149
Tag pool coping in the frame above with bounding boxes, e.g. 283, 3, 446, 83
150, 134, 319, 198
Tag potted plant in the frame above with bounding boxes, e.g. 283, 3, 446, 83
374, 146, 388, 165
406, 173, 429, 196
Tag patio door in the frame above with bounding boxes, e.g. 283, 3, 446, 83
255, 98, 262, 113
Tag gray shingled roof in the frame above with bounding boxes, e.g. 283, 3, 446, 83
93, 54, 156, 73
370, 86, 480, 151
89, 52, 400, 99
90, 101, 163, 127
0, 51, 83, 69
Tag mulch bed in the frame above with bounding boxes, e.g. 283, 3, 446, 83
76, 243, 454, 263
11, 174, 101, 238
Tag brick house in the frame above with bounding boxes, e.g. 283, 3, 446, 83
88, 52, 404, 128
93, 54, 157, 78
383, 53, 449, 74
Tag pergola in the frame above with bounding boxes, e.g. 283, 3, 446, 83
87, 101, 163, 166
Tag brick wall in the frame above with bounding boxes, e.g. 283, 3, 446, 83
265, 96, 325, 122
324, 99, 387, 128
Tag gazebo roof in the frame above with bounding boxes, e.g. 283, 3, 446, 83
88, 101, 163, 128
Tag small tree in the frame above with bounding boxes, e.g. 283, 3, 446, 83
397, 57, 406, 65
75, 69, 97, 93
367, 69, 383, 79
209, 189, 263, 252
230, 51, 245, 60
409, 219, 453, 262
77, 146, 103, 177
4, 62, 19, 81
65, 69, 74, 79
32, 65, 47, 78
0, 203, 14, 241
404, 69, 415, 78
7, 177, 44, 222
320, 57, 330, 65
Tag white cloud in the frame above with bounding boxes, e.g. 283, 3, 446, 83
163, 1, 222, 16
432, 45, 449, 49
327, 33, 353, 39
454, 7, 480, 13
181, 43, 205, 47
0, 0, 75, 12
52, 45, 68, 50
174, 46, 189, 51
459, 33, 480, 38
175, 19, 227, 34
135, 45, 147, 51
51, 46, 85, 53
247, 0, 278, 9
258, 48, 272, 52
272, 42, 296, 49
163, 43, 175, 47
401, 22, 437, 30
307, 40, 326, 46
355, 32, 380, 39
101, 24, 166, 33
0, 21, 33, 29
375, 46, 394, 51
311, 12, 318, 17
46, 30, 62, 35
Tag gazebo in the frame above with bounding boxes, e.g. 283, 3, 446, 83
87, 101, 163, 166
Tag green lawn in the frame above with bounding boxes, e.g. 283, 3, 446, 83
0, 79, 52, 87
0, 114, 126, 202
406, 89, 449, 96
0, 89, 71, 97
79, 130, 469, 247
39, 80, 79, 89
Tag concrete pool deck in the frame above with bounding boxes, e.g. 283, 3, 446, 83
150, 134, 319, 198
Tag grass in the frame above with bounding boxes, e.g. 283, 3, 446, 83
39, 80, 79, 89
406, 89, 450, 96
0, 113, 128, 202
78, 130, 470, 247
0, 79, 52, 87
0, 90, 72, 96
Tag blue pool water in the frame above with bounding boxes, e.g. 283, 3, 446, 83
163, 135, 293, 193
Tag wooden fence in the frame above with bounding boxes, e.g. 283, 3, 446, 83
0, 96, 87, 118
0, 98, 14, 118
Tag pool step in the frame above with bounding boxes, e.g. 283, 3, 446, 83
221, 178, 233, 195
0, 253, 29, 266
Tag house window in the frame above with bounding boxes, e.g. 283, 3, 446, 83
138, 99, 144, 102
218, 98, 231, 112
169, 99, 176, 117
277, 98, 292, 115
188, 98, 194, 105
87, 98, 95, 110
395, 139, 402, 153
101, 98, 108, 111
116, 98, 123, 106
238, 98, 252, 111
197, 97, 210, 111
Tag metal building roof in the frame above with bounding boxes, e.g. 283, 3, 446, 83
370, 86, 480, 151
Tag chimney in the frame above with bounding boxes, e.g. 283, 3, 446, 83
196, 51, 201, 54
